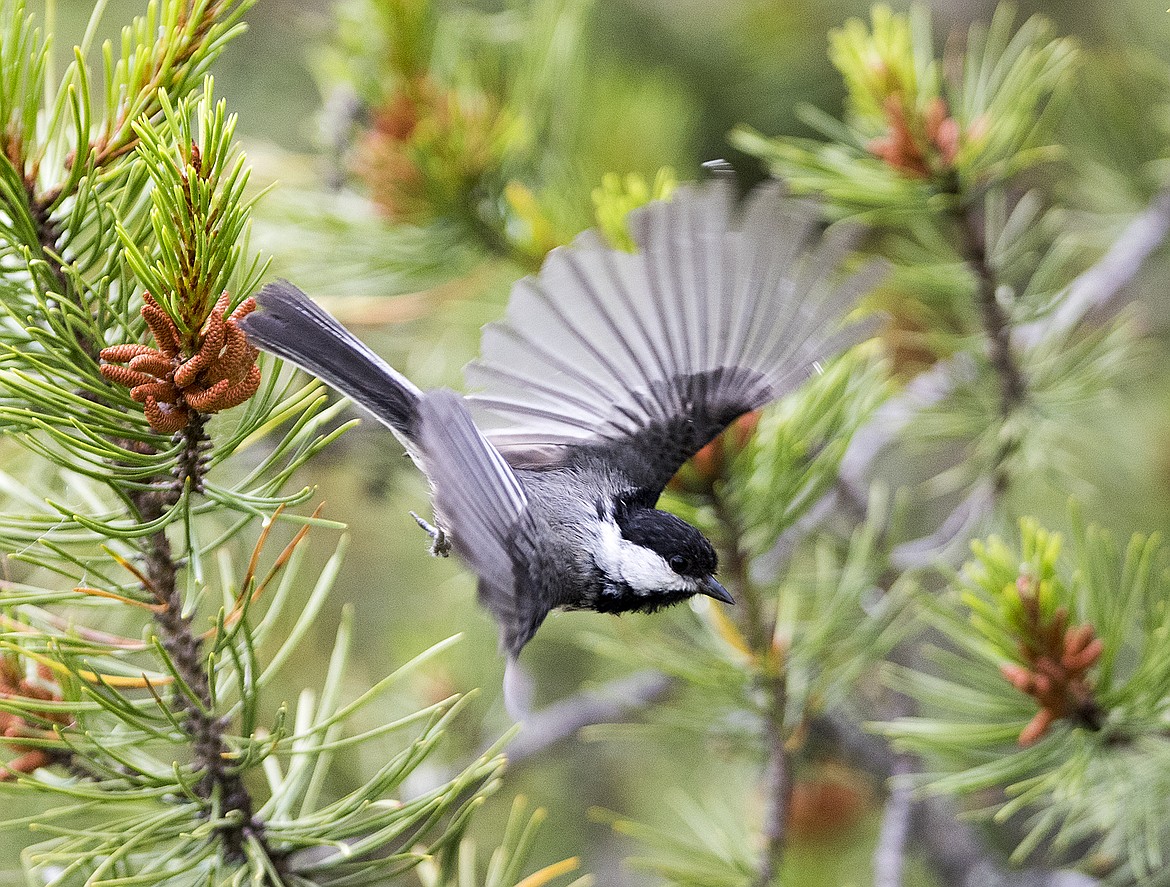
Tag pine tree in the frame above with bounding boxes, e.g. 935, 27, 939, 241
5, 0, 1169, 885
0, 1, 587, 884
293, 1, 1170, 884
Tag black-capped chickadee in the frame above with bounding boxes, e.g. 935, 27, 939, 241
241, 181, 882, 662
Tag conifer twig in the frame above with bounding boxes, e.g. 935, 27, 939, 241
11, 62, 274, 866
1019, 186, 1170, 345
954, 200, 1028, 420
833, 183, 1170, 559
18, 142, 271, 869
755, 669, 791, 887
32, 84, 273, 865
710, 488, 791, 886
812, 713, 1101, 887
873, 753, 915, 887
505, 671, 674, 766
852, 182, 1170, 470
947, 195, 1026, 494
872, 689, 917, 887
130, 426, 274, 866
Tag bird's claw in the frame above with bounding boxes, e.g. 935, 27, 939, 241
410, 511, 451, 557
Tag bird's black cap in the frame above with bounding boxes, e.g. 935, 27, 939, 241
614, 504, 718, 579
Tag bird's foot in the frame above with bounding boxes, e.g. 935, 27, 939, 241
410, 511, 451, 557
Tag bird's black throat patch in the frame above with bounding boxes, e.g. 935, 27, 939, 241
590, 582, 696, 615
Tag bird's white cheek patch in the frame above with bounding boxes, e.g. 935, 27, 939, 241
595, 520, 689, 594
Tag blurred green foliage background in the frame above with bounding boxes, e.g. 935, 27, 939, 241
26, 1, 1170, 884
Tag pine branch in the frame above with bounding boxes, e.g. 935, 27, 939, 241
4, 27, 272, 862
1019, 185, 1170, 346
710, 487, 791, 887
2, 0, 253, 361
109, 410, 267, 864
951, 197, 1027, 425
130, 454, 273, 865
0, 4, 534, 883
25, 194, 89, 355
717, 170, 1169, 866
812, 713, 1101, 887
938, 182, 1031, 495
744, 174, 1170, 882
834, 179, 1170, 558
85, 0, 252, 174
754, 669, 791, 887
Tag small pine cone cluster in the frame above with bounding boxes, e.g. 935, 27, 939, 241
867, 96, 963, 178
0, 660, 69, 780
1000, 577, 1104, 746
100, 293, 261, 434
356, 76, 511, 224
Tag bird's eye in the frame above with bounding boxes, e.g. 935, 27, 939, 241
668, 555, 690, 574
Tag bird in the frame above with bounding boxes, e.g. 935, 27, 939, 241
240, 180, 883, 664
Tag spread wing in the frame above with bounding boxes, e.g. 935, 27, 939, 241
465, 180, 885, 495
416, 390, 541, 654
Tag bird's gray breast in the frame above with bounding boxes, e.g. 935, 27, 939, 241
510, 464, 627, 610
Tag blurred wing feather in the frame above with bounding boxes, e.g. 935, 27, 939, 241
417, 390, 536, 651
466, 180, 884, 492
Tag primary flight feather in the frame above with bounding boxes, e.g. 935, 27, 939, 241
240, 180, 883, 659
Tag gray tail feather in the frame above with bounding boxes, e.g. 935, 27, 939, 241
242, 281, 424, 439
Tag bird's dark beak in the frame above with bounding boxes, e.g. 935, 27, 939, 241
701, 576, 735, 605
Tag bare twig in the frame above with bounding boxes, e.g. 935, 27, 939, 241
505, 670, 674, 766
872, 678, 918, 887
813, 712, 1100, 887
873, 753, 916, 887
839, 356, 974, 495
914, 796, 1099, 887
755, 670, 792, 887
888, 479, 995, 570
401, 670, 675, 801
1020, 187, 1170, 345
